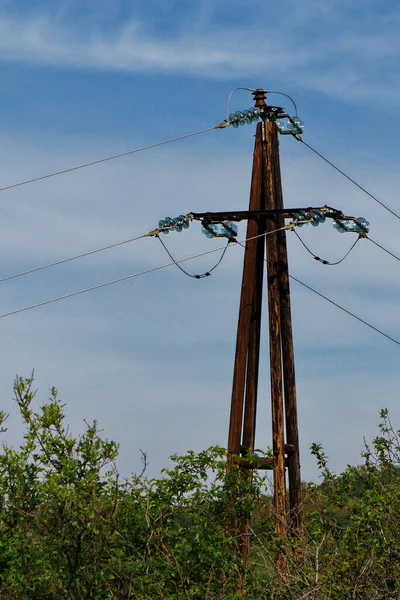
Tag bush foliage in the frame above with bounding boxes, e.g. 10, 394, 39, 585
1, 376, 400, 598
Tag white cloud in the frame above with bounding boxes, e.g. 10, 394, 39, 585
0, 7, 398, 104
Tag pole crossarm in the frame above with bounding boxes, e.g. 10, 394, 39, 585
191, 206, 346, 223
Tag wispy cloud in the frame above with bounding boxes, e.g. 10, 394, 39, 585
0, 14, 286, 74
0, 8, 399, 104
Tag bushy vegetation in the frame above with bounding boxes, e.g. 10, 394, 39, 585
1, 376, 400, 598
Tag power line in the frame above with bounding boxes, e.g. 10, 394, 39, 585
367, 236, 400, 263
265, 90, 298, 115
0, 234, 147, 283
0, 220, 283, 285
289, 274, 400, 346
0, 126, 220, 194
0, 226, 293, 319
0, 249, 226, 319
2, 223, 398, 347
0, 229, 277, 320
226, 87, 256, 121
235, 239, 399, 347
299, 138, 400, 221
293, 230, 361, 266
225, 88, 299, 121
157, 235, 230, 279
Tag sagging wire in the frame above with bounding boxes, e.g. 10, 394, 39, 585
0, 209, 369, 286
293, 230, 362, 266
223, 91, 304, 135
155, 220, 292, 279
226, 87, 257, 121
157, 235, 231, 279
225, 87, 299, 123
263, 90, 298, 116
0, 229, 284, 320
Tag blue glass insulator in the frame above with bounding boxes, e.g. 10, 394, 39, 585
287, 116, 304, 134
182, 218, 190, 229
246, 108, 255, 123
158, 219, 170, 234
353, 217, 370, 233
333, 220, 350, 233
221, 221, 238, 238
175, 224, 183, 232
243, 109, 253, 125
276, 121, 285, 133
251, 108, 259, 120
241, 109, 250, 125
292, 210, 309, 226
228, 221, 238, 234
202, 224, 218, 239
229, 111, 241, 126
293, 116, 304, 133
313, 209, 326, 223
310, 209, 326, 226
161, 216, 173, 234
229, 113, 239, 128
231, 111, 243, 126
344, 220, 359, 232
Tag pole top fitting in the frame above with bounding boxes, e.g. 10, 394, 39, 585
252, 89, 267, 109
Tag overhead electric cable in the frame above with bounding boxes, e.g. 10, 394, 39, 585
225, 87, 298, 121
367, 236, 400, 263
0, 218, 289, 285
235, 239, 399, 347
0, 234, 147, 283
299, 139, 400, 220
226, 87, 256, 121
2, 222, 398, 347
157, 235, 230, 279
265, 90, 298, 115
0, 228, 284, 320
0, 126, 220, 193
289, 275, 400, 346
293, 230, 361, 266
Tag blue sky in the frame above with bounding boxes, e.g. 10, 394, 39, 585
0, 0, 399, 482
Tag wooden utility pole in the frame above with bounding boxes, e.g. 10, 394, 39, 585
227, 90, 302, 553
